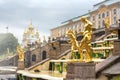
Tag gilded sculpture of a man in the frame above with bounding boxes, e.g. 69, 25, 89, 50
66, 30, 79, 61
105, 17, 118, 34
79, 16, 93, 62
105, 17, 110, 30
17, 45, 24, 61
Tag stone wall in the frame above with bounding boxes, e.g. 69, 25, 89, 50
0, 41, 70, 67
24, 40, 71, 68
48, 41, 71, 59
60, 44, 71, 55
0, 54, 18, 66
25, 44, 51, 67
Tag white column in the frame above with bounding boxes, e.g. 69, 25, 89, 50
117, 7, 120, 19
96, 15, 98, 29
109, 10, 112, 25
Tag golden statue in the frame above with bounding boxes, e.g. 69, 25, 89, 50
79, 16, 93, 62
66, 30, 79, 61
105, 17, 110, 30
17, 45, 24, 61
105, 17, 118, 34
58, 31, 60, 37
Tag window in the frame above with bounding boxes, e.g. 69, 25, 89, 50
102, 13, 105, 18
114, 17, 117, 24
102, 20, 105, 27
98, 14, 101, 19
113, 9, 117, 15
98, 21, 101, 28
42, 51, 47, 60
32, 54, 36, 62
107, 11, 109, 16
98, 25, 101, 28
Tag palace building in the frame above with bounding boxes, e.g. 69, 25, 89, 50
10, 0, 120, 80
50, 0, 120, 58
51, 0, 120, 40
22, 22, 41, 48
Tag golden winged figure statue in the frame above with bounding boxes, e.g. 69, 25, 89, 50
66, 30, 80, 61
17, 45, 24, 61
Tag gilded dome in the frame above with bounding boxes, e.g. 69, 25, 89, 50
29, 22, 34, 30
36, 29, 39, 35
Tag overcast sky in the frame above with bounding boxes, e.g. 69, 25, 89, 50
0, 0, 104, 43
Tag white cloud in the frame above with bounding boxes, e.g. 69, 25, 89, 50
0, 0, 104, 43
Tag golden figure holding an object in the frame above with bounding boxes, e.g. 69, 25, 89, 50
79, 16, 93, 62
105, 17, 118, 34
17, 45, 24, 61
105, 17, 110, 30
66, 16, 93, 62
66, 30, 79, 61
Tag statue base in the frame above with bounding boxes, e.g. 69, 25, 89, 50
18, 60, 25, 70
113, 40, 120, 55
66, 62, 96, 80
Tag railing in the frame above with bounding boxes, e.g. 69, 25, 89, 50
110, 23, 119, 28
93, 27, 105, 34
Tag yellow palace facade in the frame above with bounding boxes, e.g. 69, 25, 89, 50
51, 0, 120, 59
51, 0, 120, 39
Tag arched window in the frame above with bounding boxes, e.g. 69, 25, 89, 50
98, 14, 101, 19
32, 54, 36, 62
113, 9, 117, 15
102, 13, 105, 18
106, 11, 109, 16
42, 51, 47, 60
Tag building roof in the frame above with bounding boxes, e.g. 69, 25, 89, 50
50, 13, 90, 31
61, 13, 90, 24
92, 0, 120, 12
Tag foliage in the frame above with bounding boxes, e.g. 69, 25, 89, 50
111, 75, 120, 80
0, 33, 18, 55
75, 52, 80, 59
56, 62, 63, 73
51, 62, 55, 71
116, 76, 120, 80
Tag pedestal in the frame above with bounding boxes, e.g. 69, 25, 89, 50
66, 62, 96, 80
113, 40, 120, 55
18, 60, 25, 70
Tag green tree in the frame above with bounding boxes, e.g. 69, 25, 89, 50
0, 33, 18, 55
